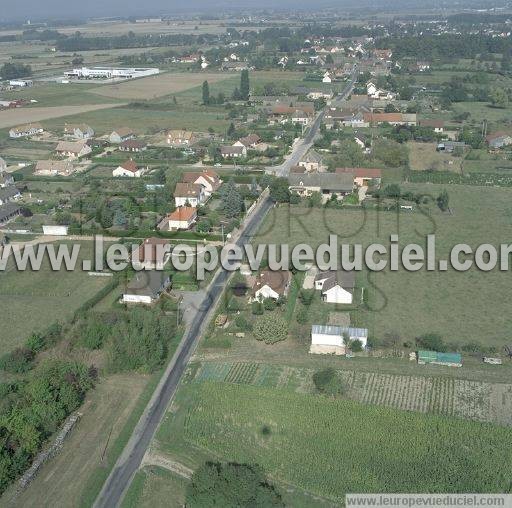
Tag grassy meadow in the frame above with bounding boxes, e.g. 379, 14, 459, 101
255, 184, 512, 348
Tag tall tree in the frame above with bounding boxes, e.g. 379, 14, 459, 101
240, 69, 250, 101
202, 80, 210, 105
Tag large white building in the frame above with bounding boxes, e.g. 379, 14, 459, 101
310, 325, 368, 355
64, 67, 159, 80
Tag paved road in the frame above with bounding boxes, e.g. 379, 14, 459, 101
94, 70, 359, 508
93, 197, 273, 508
269, 68, 358, 178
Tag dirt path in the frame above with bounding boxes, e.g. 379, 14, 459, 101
141, 451, 193, 479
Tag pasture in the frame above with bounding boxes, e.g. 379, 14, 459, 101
0, 241, 109, 357
154, 381, 512, 503
255, 184, 512, 347
407, 141, 462, 172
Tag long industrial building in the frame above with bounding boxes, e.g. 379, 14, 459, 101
64, 66, 160, 80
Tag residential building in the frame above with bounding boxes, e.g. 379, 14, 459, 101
486, 132, 512, 149
174, 182, 205, 207
0, 186, 21, 205
112, 160, 145, 178
9, 123, 43, 139
234, 134, 261, 149
119, 139, 147, 152
132, 237, 172, 270
55, 139, 92, 159
63, 123, 94, 139
0, 171, 14, 188
363, 112, 416, 126
419, 119, 444, 133
0, 203, 21, 226
181, 169, 222, 197
288, 173, 354, 202
220, 145, 247, 159
158, 206, 197, 231
35, 160, 74, 176
122, 270, 171, 304
299, 150, 323, 172
109, 128, 136, 144
336, 167, 382, 188
252, 269, 292, 300
167, 130, 195, 147
310, 324, 368, 355
314, 270, 356, 304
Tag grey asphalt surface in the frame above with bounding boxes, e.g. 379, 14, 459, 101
93, 69, 358, 508
93, 198, 273, 508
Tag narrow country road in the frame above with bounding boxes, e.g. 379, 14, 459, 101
93, 69, 358, 508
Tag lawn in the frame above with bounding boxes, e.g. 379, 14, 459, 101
0, 241, 109, 358
254, 184, 512, 348
154, 381, 512, 503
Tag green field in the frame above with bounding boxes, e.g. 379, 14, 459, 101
154, 381, 512, 504
254, 184, 512, 348
0, 241, 109, 357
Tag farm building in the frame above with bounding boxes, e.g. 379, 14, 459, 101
310, 324, 368, 355
417, 350, 462, 367
9, 123, 43, 139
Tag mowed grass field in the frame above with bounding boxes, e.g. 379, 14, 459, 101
0, 241, 109, 357
154, 381, 512, 503
255, 184, 512, 347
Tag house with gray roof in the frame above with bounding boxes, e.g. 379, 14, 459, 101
314, 270, 356, 304
288, 173, 354, 203
0, 186, 21, 205
0, 203, 21, 226
122, 271, 171, 304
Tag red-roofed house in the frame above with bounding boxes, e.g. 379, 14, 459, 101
158, 206, 197, 231
112, 160, 145, 178
132, 237, 171, 270
336, 168, 382, 188
174, 183, 205, 207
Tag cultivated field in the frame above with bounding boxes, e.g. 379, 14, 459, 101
0, 103, 123, 129
0, 241, 109, 358
255, 184, 512, 347
193, 361, 512, 426
154, 381, 512, 503
90, 72, 229, 100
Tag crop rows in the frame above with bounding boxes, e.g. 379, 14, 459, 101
224, 363, 259, 384
179, 382, 512, 502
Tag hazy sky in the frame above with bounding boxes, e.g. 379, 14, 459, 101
4, 0, 351, 22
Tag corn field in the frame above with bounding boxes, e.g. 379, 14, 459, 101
179, 382, 512, 502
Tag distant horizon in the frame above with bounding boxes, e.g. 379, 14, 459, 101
0, 0, 507, 25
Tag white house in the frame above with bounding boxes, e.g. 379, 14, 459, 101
252, 269, 292, 301
113, 160, 144, 178
322, 72, 332, 84
310, 324, 368, 355
220, 145, 247, 159
314, 270, 356, 304
109, 128, 135, 144
158, 206, 197, 231
181, 169, 222, 197
63, 123, 94, 139
9, 123, 43, 139
174, 183, 205, 207
122, 270, 171, 304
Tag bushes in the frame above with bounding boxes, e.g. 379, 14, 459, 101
252, 301, 264, 315
254, 316, 288, 344
299, 289, 315, 306
186, 461, 284, 507
0, 347, 35, 374
312, 368, 347, 397
415, 333, 447, 352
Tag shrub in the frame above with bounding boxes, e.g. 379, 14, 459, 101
25, 333, 46, 353
299, 289, 315, 306
416, 333, 446, 352
312, 368, 347, 396
349, 339, 364, 352
263, 298, 277, 311
235, 315, 253, 332
251, 301, 264, 315
0, 347, 35, 374
254, 316, 288, 344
